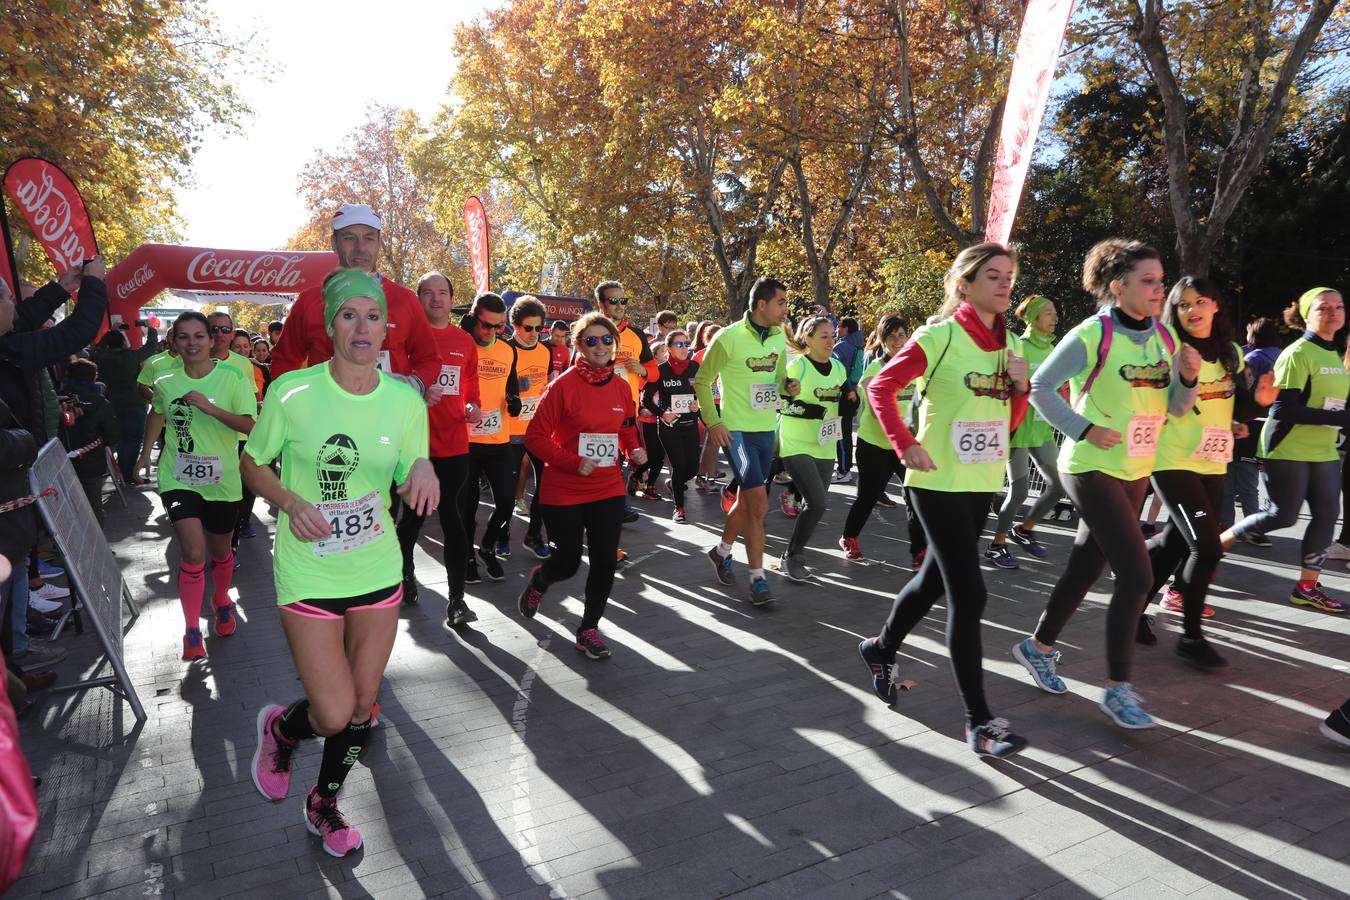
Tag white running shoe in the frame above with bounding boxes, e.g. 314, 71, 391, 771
29, 596, 62, 614
30, 583, 71, 602
1326, 541, 1350, 562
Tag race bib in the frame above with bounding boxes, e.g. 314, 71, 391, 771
818, 416, 843, 445
1324, 397, 1345, 412
173, 452, 222, 486
312, 490, 383, 556
749, 383, 780, 411
1127, 414, 1165, 458
470, 408, 503, 436
376, 350, 392, 374
436, 364, 461, 396
671, 394, 696, 415
951, 419, 1007, 465
712, 381, 722, 403
519, 396, 540, 421
578, 432, 620, 467
1191, 426, 1233, 463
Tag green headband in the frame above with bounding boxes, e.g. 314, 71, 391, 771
1298, 287, 1338, 321
323, 270, 386, 328
1020, 295, 1051, 325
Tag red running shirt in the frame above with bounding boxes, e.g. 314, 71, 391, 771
426, 324, 481, 458
525, 368, 640, 506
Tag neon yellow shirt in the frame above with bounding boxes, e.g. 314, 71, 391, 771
150, 363, 255, 502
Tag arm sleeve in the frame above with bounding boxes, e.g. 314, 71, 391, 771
16, 282, 70, 332
1030, 333, 1092, 440
403, 302, 441, 389
1167, 356, 1199, 417
243, 389, 287, 466
6, 276, 108, 371
620, 419, 641, 455
1268, 388, 1348, 426
693, 335, 729, 428
525, 381, 583, 472
267, 296, 309, 379
642, 378, 665, 414
636, 330, 654, 364
395, 395, 430, 485
464, 342, 481, 409
867, 340, 929, 453
504, 345, 522, 416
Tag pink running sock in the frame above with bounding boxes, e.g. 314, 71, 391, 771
210, 554, 234, 607
1297, 579, 1318, 592
179, 563, 206, 629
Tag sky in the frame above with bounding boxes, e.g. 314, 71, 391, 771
175, 0, 490, 251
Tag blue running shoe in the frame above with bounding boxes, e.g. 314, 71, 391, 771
1100, 683, 1154, 729
37, 558, 64, 578
1012, 637, 1067, 694
708, 547, 734, 586
495, 542, 511, 560
523, 535, 552, 559
749, 576, 774, 607
967, 717, 1028, 758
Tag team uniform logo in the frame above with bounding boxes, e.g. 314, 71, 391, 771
746, 353, 780, 373
963, 372, 1014, 401
1198, 376, 1235, 402
168, 398, 195, 453
1118, 362, 1170, 389
316, 434, 360, 502
813, 385, 843, 403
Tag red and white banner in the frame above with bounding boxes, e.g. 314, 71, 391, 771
464, 196, 491, 295
984, 0, 1075, 246
0, 202, 18, 298
2, 158, 100, 273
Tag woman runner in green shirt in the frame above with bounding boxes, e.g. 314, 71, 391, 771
244, 270, 438, 858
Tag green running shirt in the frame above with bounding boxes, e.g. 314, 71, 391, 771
856, 356, 911, 451
1010, 330, 1056, 449
777, 355, 847, 459
694, 312, 787, 433
1153, 349, 1242, 476
1260, 338, 1349, 463
150, 362, 255, 502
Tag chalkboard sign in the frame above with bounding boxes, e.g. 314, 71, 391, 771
29, 440, 144, 722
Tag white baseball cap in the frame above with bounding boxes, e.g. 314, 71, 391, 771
331, 203, 383, 232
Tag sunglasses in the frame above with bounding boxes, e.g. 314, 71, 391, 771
671, 341, 689, 348
477, 319, 506, 332
517, 323, 540, 333
209, 325, 233, 334
581, 334, 616, 347
604, 297, 628, 306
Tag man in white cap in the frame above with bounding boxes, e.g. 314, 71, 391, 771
270, 203, 439, 392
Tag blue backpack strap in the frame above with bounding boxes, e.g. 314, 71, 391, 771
1080, 312, 1114, 396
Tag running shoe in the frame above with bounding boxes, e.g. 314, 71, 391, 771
829, 471, 854, 484
213, 602, 236, 637
858, 637, 899, 704
967, 717, 1028, 759
1009, 525, 1048, 559
1245, 533, 1273, 548
707, 547, 734, 585
1290, 582, 1347, 613
517, 567, 544, 619
522, 534, 552, 559
749, 576, 774, 606
1136, 614, 1157, 646
445, 597, 478, 629
781, 553, 808, 584
575, 627, 611, 659
1325, 541, 1350, 562
514, 497, 528, 515
1160, 588, 1214, 618
306, 789, 363, 857
1012, 637, 1067, 694
30, 582, 70, 602
622, 506, 640, 524
1099, 682, 1154, 729
495, 542, 511, 560
182, 628, 207, 661
772, 471, 793, 485
616, 549, 628, 565
28, 596, 62, 614
10, 640, 65, 668
1140, 522, 1157, 537
672, 507, 687, 524
839, 536, 862, 561
464, 558, 482, 585
251, 704, 294, 801
241, 526, 257, 539
721, 487, 737, 514
233, 557, 241, 571
984, 544, 1019, 570
779, 492, 799, 518
627, 473, 642, 496
911, 549, 926, 572
1321, 707, 1350, 748
1176, 636, 1228, 670
636, 487, 665, 502
875, 493, 898, 509
401, 578, 419, 606
37, 558, 64, 578
695, 476, 716, 493
476, 546, 505, 581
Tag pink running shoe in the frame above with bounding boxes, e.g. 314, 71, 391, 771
518, 566, 545, 619
1160, 588, 1214, 618
779, 491, 799, 518
839, 536, 862, 561
251, 705, 296, 801
305, 789, 363, 857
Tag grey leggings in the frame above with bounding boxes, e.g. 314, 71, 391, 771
1231, 457, 1340, 571
995, 441, 1065, 534
782, 454, 836, 557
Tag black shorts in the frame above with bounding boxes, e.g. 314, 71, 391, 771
163, 490, 238, 534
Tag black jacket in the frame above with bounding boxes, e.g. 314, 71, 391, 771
60, 382, 119, 480
0, 396, 38, 569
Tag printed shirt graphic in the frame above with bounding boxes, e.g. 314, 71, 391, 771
1154, 350, 1242, 475
777, 356, 846, 460
904, 319, 1015, 493
244, 364, 429, 605
693, 313, 787, 433
151, 362, 255, 502
1261, 338, 1350, 463
471, 338, 513, 445
1059, 316, 1175, 481
509, 340, 551, 436
856, 356, 912, 451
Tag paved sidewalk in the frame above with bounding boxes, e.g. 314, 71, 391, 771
10, 478, 1350, 899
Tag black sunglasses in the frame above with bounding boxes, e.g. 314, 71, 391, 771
582, 334, 615, 347
517, 323, 540, 333
477, 319, 506, 332
604, 297, 628, 306
209, 325, 233, 334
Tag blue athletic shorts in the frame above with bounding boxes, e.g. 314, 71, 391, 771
726, 431, 776, 490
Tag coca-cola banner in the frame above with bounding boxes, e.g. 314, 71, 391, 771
464, 196, 491, 295
2, 157, 100, 273
0, 202, 18, 297
984, 0, 1075, 245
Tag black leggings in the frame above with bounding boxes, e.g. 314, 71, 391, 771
1147, 470, 1223, 639
843, 439, 926, 553
539, 495, 625, 633
878, 488, 994, 726
509, 443, 547, 541
1034, 472, 1150, 682
660, 424, 700, 506
397, 455, 470, 598
461, 442, 516, 552
233, 441, 254, 550
633, 421, 666, 488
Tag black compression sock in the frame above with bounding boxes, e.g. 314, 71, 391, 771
315, 718, 373, 799
277, 698, 317, 743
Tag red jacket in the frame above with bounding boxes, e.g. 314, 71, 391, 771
427, 324, 481, 458
525, 368, 640, 505
271, 275, 440, 388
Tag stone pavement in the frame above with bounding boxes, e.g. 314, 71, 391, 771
9, 475, 1350, 899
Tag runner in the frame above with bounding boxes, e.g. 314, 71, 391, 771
776, 316, 850, 582
134, 312, 256, 660
986, 295, 1065, 568
395, 271, 482, 625
459, 292, 520, 583
246, 269, 437, 857
1141, 276, 1275, 662
594, 281, 657, 528
505, 296, 551, 559
1220, 287, 1349, 612
547, 320, 571, 381
518, 312, 646, 659
642, 329, 701, 522
839, 315, 927, 569
694, 279, 791, 605
692, 323, 726, 491
1014, 238, 1200, 729
856, 242, 1032, 758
